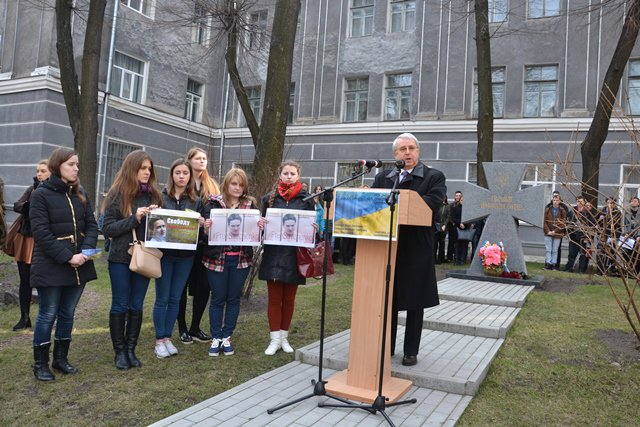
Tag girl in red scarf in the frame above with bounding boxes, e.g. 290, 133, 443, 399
258, 161, 314, 355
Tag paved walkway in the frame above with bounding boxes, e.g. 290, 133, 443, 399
151, 278, 534, 427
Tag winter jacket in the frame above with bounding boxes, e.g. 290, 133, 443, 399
102, 192, 157, 264
29, 175, 98, 288
160, 188, 204, 258
543, 205, 567, 237
13, 177, 41, 236
258, 190, 314, 285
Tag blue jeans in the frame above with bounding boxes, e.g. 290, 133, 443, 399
207, 256, 250, 339
545, 236, 561, 264
153, 256, 194, 339
108, 262, 150, 313
33, 285, 85, 345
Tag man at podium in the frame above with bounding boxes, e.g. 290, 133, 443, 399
372, 133, 446, 366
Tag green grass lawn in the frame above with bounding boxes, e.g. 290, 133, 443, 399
0, 256, 638, 426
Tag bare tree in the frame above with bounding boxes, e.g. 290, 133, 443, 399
474, 0, 493, 188
581, 0, 640, 206
55, 0, 107, 204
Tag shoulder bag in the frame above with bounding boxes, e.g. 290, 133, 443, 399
2, 216, 24, 257
128, 228, 163, 279
297, 240, 334, 279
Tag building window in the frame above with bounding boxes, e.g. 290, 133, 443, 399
104, 140, 140, 193
288, 83, 295, 124
185, 79, 203, 122
622, 164, 640, 203
249, 10, 268, 50
241, 86, 261, 125
121, 0, 151, 16
385, 73, 412, 121
350, 0, 374, 37
528, 0, 559, 18
489, 0, 508, 23
111, 52, 145, 103
628, 60, 640, 115
520, 163, 555, 190
344, 77, 369, 122
467, 163, 478, 184
473, 67, 506, 118
390, 0, 416, 33
233, 162, 254, 179
523, 65, 558, 118
192, 4, 209, 45
336, 162, 365, 187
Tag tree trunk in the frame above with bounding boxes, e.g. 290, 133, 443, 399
474, 0, 493, 189
252, 0, 301, 203
581, 0, 640, 206
55, 0, 107, 205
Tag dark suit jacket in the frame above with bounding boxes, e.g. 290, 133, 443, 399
373, 162, 446, 310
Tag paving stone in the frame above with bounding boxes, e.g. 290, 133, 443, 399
437, 277, 534, 307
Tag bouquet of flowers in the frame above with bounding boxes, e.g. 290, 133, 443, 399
478, 241, 507, 275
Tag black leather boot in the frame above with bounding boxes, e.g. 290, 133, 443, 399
126, 311, 143, 368
12, 315, 31, 331
109, 312, 130, 370
33, 343, 55, 381
52, 338, 78, 374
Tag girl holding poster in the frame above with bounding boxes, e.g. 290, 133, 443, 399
176, 148, 221, 344
202, 168, 257, 356
258, 161, 315, 356
102, 151, 162, 370
152, 160, 204, 359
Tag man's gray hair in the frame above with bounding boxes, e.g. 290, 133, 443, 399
392, 132, 420, 152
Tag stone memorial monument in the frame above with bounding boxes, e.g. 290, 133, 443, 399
457, 162, 547, 276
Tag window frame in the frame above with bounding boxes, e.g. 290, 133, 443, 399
103, 139, 141, 194
335, 161, 366, 187
248, 10, 268, 50
523, 64, 558, 118
240, 86, 262, 126
192, 4, 210, 46
350, 0, 374, 38
520, 163, 556, 191
473, 66, 506, 118
184, 79, 204, 123
120, 0, 153, 17
389, 0, 416, 33
288, 83, 296, 124
627, 59, 640, 115
621, 164, 640, 205
344, 76, 370, 122
111, 51, 147, 104
527, 0, 560, 19
488, 0, 508, 23
384, 72, 412, 121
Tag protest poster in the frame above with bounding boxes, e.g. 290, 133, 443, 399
145, 208, 201, 250
263, 208, 316, 248
333, 188, 398, 241
208, 209, 262, 246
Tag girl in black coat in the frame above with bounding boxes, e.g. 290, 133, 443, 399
258, 161, 314, 355
30, 148, 98, 381
102, 150, 162, 370
11, 159, 50, 331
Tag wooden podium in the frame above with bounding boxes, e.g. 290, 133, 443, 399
325, 189, 432, 403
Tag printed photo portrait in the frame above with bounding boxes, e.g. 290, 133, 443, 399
208, 209, 262, 247
145, 208, 201, 250
264, 208, 316, 248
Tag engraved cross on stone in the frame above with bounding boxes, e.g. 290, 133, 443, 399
458, 163, 547, 275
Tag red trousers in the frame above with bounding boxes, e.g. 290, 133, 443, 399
267, 280, 298, 331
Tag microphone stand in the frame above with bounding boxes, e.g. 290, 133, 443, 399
267, 166, 374, 415
318, 164, 416, 426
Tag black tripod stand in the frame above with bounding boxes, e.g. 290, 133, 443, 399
267, 168, 372, 415
318, 163, 416, 426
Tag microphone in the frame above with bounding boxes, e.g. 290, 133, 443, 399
394, 159, 405, 169
358, 159, 382, 169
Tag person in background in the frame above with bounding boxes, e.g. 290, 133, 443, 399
177, 147, 221, 344
301, 182, 309, 193
29, 148, 98, 381
102, 150, 162, 370
372, 132, 446, 367
448, 191, 462, 263
564, 195, 588, 273
543, 194, 567, 270
202, 168, 257, 356
597, 197, 622, 274
153, 159, 204, 359
11, 160, 50, 331
545, 190, 569, 268
452, 192, 474, 265
434, 195, 450, 264
313, 185, 325, 237
258, 160, 315, 356
0, 177, 5, 256
622, 196, 640, 274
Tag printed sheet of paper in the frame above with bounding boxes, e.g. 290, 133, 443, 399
263, 208, 316, 248
208, 209, 262, 246
145, 208, 201, 250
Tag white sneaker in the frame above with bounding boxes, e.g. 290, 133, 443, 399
155, 342, 170, 359
208, 339, 221, 357
164, 339, 178, 356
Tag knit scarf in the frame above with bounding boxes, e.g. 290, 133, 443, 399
278, 180, 302, 201
138, 182, 152, 195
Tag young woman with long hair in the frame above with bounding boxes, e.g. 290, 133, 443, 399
176, 147, 221, 344
152, 159, 204, 358
11, 160, 50, 331
29, 148, 98, 381
202, 168, 257, 356
258, 160, 315, 355
102, 150, 162, 370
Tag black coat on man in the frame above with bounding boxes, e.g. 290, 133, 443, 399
372, 162, 447, 310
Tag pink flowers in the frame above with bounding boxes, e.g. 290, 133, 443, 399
478, 241, 507, 268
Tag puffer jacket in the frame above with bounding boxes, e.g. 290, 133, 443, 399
102, 192, 157, 264
258, 190, 314, 285
29, 175, 98, 288
161, 188, 204, 258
